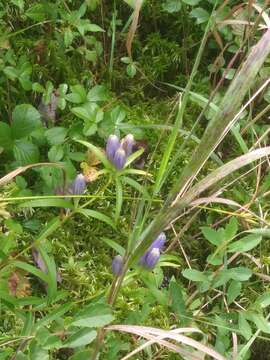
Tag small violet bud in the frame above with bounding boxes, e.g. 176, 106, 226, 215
112, 255, 124, 276
106, 135, 120, 162
121, 134, 135, 157
144, 248, 160, 269
139, 232, 166, 269
149, 232, 166, 251
113, 147, 126, 169
70, 173, 86, 195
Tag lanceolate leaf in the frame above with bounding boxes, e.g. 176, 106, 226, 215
77, 208, 116, 229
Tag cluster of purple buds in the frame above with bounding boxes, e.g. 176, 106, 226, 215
112, 255, 124, 276
139, 232, 166, 269
69, 173, 86, 195
106, 134, 135, 170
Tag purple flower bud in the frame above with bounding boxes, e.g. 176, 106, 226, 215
144, 248, 160, 269
70, 173, 86, 195
149, 232, 166, 251
113, 147, 126, 169
139, 232, 166, 269
112, 255, 124, 276
106, 135, 120, 162
121, 134, 135, 157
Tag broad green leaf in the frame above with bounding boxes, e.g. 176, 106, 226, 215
182, 269, 209, 282
65, 85, 87, 104
13, 140, 39, 165
34, 303, 72, 329
87, 85, 109, 102
201, 227, 224, 246
190, 7, 209, 24
19, 199, 74, 209
29, 340, 49, 360
227, 280, 241, 305
162, 0, 182, 13
228, 267, 252, 281
48, 144, 64, 162
11, 104, 41, 139
72, 303, 114, 328
87, 24, 104, 32
45, 127, 68, 145
63, 329, 97, 348
69, 350, 92, 360
77, 209, 116, 229
256, 292, 270, 308
238, 312, 252, 340
228, 234, 262, 253
246, 312, 270, 333
0, 122, 13, 150
247, 228, 270, 238
183, 0, 201, 5
26, 4, 47, 21
224, 217, 238, 240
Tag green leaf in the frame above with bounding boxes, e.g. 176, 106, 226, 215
183, 0, 201, 5
238, 312, 252, 340
121, 176, 150, 200
69, 350, 92, 360
201, 227, 224, 246
182, 269, 209, 282
87, 85, 109, 102
190, 7, 209, 24
228, 267, 252, 281
100, 237, 125, 256
228, 234, 262, 253
256, 292, 270, 309
11, 104, 41, 139
13, 140, 39, 165
227, 280, 241, 305
63, 328, 97, 348
29, 340, 49, 360
26, 4, 47, 21
19, 199, 74, 209
0, 122, 13, 150
77, 209, 116, 230
45, 127, 68, 145
169, 281, 186, 323
3, 66, 18, 80
72, 303, 114, 328
246, 312, 270, 333
65, 85, 87, 104
87, 24, 104, 32
48, 144, 64, 162
162, 0, 182, 13
13, 261, 48, 283
126, 63, 136, 78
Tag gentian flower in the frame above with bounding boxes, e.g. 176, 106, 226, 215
105, 134, 135, 170
106, 135, 120, 162
113, 147, 127, 169
139, 232, 166, 269
121, 134, 135, 157
70, 173, 86, 195
143, 248, 160, 269
112, 255, 124, 276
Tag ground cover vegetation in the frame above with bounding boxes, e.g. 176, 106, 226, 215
1, 0, 270, 359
